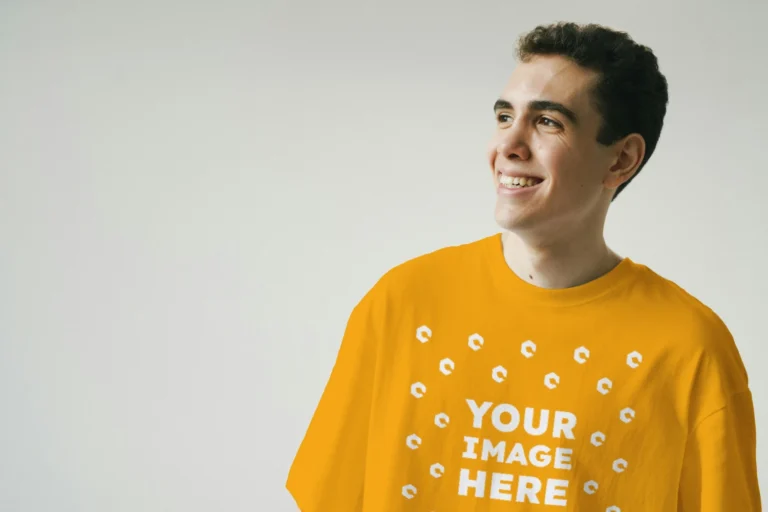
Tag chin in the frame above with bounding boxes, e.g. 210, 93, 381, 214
494, 206, 535, 233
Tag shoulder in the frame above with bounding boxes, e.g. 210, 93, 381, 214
634, 262, 750, 399
338, 234, 495, 344
365, 233, 496, 300
636, 264, 737, 350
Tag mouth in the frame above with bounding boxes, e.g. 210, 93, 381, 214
497, 173, 544, 190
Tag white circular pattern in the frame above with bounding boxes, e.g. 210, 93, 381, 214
439, 358, 455, 375
521, 340, 537, 358
416, 325, 432, 343
468, 333, 484, 351
627, 351, 643, 369
619, 407, 635, 424
410, 382, 427, 398
406, 434, 422, 450
584, 480, 599, 495
574, 346, 590, 364
402, 484, 417, 499
613, 458, 628, 473
434, 413, 450, 428
597, 377, 613, 395
590, 431, 606, 447
429, 463, 445, 478
492, 365, 508, 383
544, 372, 560, 389
606, 506, 621, 512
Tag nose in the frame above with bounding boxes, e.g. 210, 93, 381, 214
496, 120, 531, 161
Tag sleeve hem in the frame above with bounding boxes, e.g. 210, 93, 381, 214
286, 478, 313, 512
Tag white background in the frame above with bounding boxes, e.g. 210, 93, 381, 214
1, 0, 766, 510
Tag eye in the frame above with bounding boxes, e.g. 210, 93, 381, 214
496, 113, 512, 123
539, 117, 562, 128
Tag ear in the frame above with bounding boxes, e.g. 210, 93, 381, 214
604, 133, 646, 190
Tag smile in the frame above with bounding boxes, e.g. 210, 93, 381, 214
498, 174, 544, 189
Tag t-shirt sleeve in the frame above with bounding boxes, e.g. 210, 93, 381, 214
286, 292, 380, 511
678, 389, 762, 511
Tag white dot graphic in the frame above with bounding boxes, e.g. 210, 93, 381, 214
591, 431, 606, 447
429, 463, 444, 478
521, 340, 537, 358
597, 377, 613, 395
468, 333, 484, 351
619, 407, 636, 424
544, 372, 560, 389
612, 458, 628, 473
492, 365, 508, 383
627, 351, 643, 368
415, 325, 432, 343
405, 434, 422, 450
434, 413, 450, 428
439, 358, 455, 375
410, 382, 426, 398
574, 346, 590, 364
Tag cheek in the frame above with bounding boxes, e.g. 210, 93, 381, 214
538, 144, 574, 181
541, 141, 594, 185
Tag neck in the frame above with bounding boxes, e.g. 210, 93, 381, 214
501, 227, 622, 290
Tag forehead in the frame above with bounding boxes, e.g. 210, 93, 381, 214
502, 55, 598, 115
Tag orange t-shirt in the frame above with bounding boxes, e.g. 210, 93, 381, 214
286, 233, 761, 511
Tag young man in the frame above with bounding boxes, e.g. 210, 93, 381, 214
286, 22, 762, 511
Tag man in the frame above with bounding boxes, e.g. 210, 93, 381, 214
286, 22, 761, 511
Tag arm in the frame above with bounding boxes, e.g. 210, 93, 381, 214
678, 389, 762, 511
286, 294, 379, 511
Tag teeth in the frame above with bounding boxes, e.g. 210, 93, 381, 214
499, 175, 541, 188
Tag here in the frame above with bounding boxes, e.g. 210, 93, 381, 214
459, 469, 569, 506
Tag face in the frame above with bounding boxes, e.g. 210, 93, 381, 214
487, 55, 636, 237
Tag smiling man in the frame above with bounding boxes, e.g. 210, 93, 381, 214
287, 22, 762, 511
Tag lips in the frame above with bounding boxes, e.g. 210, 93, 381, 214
496, 169, 545, 181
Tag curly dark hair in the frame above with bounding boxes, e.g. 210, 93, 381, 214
516, 22, 669, 201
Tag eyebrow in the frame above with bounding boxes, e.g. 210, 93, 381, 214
493, 98, 579, 125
